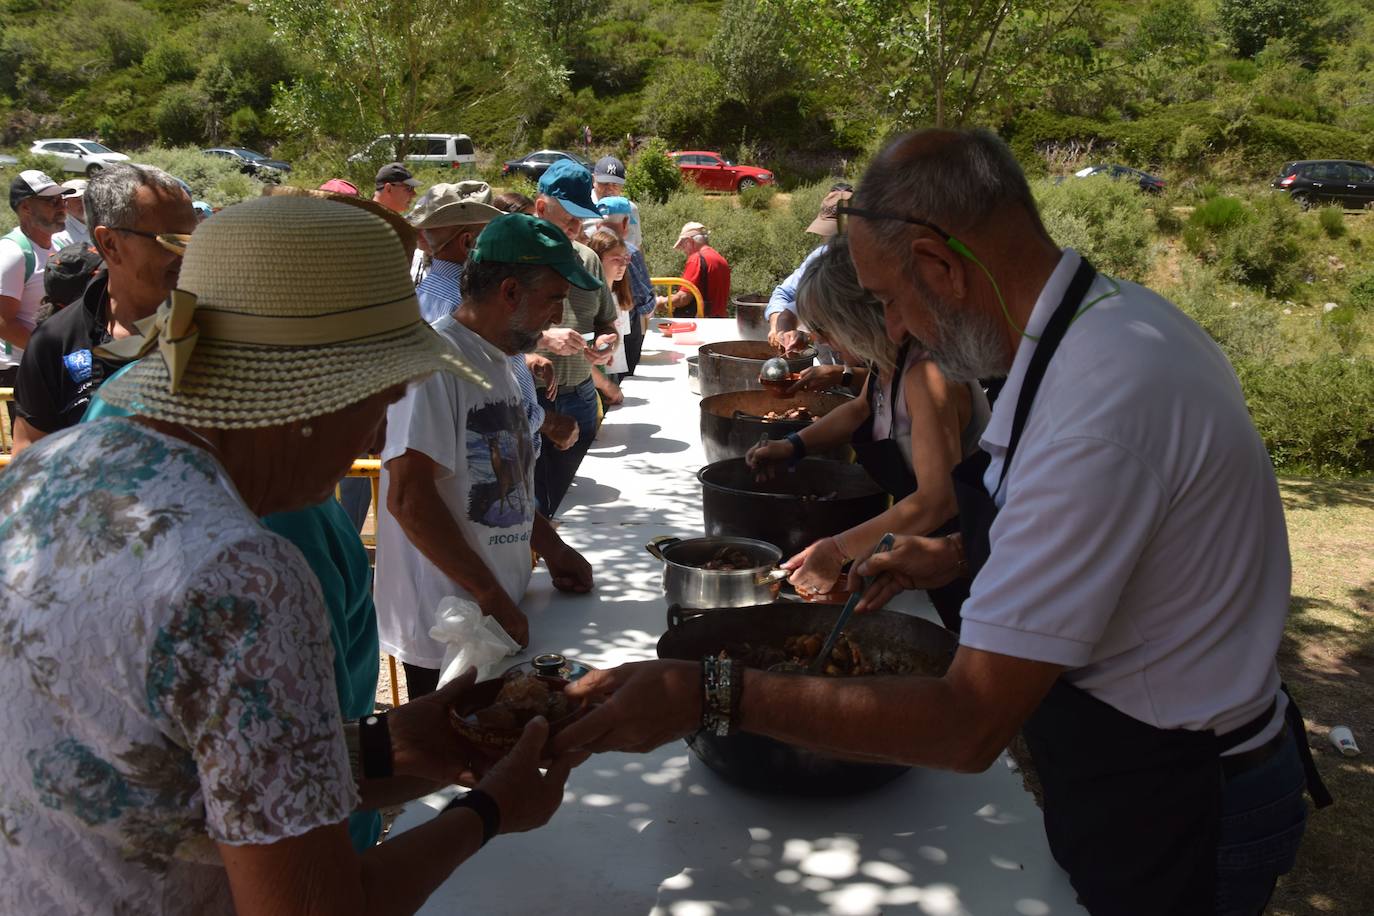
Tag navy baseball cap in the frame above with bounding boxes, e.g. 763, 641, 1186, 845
537, 159, 600, 220
593, 156, 627, 185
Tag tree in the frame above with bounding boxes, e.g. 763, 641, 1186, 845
707, 0, 798, 110
775, 0, 1089, 129
1218, 0, 1327, 62
256, 0, 567, 148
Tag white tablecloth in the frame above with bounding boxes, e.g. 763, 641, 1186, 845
391, 319, 1086, 916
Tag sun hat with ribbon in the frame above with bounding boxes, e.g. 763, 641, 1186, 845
409, 181, 503, 230
96, 195, 485, 429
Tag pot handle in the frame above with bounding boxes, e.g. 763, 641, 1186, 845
755, 567, 789, 586
666, 604, 689, 631
645, 536, 681, 561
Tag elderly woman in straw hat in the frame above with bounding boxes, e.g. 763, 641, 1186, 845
0, 195, 581, 915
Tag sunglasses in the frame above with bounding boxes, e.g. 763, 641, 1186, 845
107, 227, 191, 255
833, 203, 953, 242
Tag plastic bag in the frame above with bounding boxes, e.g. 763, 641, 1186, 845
431, 596, 522, 686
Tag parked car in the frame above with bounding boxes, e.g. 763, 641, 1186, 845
1272, 160, 1374, 209
28, 139, 130, 176
202, 147, 291, 180
502, 149, 592, 181
1071, 164, 1166, 193
347, 133, 477, 171
0, 153, 17, 168
670, 151, 774, 192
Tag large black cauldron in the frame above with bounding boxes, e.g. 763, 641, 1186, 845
699, 389, 854, 465
657, 601, 956, 795
698, 457, 888, 559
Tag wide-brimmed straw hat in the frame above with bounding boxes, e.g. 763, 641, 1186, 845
97, 195, 484, 429
410, 181, 503, 230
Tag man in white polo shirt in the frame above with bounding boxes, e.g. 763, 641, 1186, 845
550, 130, 1329, 916
2, 170, 74, 421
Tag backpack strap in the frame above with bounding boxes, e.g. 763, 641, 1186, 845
2, 227, 36, 283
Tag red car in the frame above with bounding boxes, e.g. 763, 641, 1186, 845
670, 150, 775, 192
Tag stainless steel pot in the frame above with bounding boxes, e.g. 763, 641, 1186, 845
697, 340, 815, 398
687, 354, 700, 395
646, 535, 786, 610
733, 294, 769, 341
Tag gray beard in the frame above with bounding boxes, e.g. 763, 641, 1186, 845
508, 294, 543, 354
919, 285, 1012, 383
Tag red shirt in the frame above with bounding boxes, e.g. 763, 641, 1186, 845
681, 244, 731, 317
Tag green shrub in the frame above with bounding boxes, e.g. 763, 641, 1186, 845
128, 146, 263, 207
1350, 271, 1374, 310
1167, 264, 1282, 364
1317, 206, 1345, 239
142, 36, 198, 83
1032, 177, 1155, 281
624, 138, 682, 205
737, 183, 777, 211
1191, 195, 1248, 232
1234, 356, 1374, 477
1321, 305, 1365, 355
154, 85, 209, 146
1213, 193, 1305, 296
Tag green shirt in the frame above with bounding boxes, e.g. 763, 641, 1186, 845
83, 369, 383, 852
544, 240, 618, 389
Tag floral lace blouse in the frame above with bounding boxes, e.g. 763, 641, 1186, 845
0, 419, 356, 915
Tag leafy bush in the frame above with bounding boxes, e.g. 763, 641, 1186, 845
128, 146, 262, 207
1213, 193, 1306, 296
1234, 357, 1374, 477
1350, 271, 1374, 311
1317, 206, 1345, 239
623, 138, 682, 205
1192, 195, 1249, 232
1032, 177, 1155, 281
154, 85, 209, 146
737, 183, 777, 211
142, 36, 198, 84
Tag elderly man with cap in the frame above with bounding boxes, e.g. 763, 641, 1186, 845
657, 221, 731, 317
410, 181, 504, 324
531, 158, 619, 516
50, 178, 91, 248
766, 182, 853, 356
551, 128, 1330, 916
591, 155, 642, 247
2, 170, 76, 418
377, 213, 597, 698
374, 161, 421, 213
10, 163, 195, 454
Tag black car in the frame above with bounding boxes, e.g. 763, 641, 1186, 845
1072, 164, 1166, 193
203, 147, 292, 180
1272, 160, 1374, 209
501, 149, 592, 182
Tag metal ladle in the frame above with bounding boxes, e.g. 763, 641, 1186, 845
759, 356, 791, 382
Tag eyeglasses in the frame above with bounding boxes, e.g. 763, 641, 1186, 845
833, 203, 952, 242
107, 227, 191, 255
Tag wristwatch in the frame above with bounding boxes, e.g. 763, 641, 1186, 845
840, 366, 855, 387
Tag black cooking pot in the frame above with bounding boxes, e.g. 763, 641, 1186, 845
697, 340, 815, 398
657, 601, 956, 795
698, 457, 888, 558
699, 389, 854, 464
733, 294, 768, 341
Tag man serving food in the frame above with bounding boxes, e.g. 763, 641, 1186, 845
553, 129, 1329, 916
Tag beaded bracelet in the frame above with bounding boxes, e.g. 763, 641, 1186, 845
701, 656, 743, 736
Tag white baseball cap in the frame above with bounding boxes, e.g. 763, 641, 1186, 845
9, 170, 75, 211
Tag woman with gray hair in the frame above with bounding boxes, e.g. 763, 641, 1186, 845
0, 195, 580, 914
746, 235, 989, 627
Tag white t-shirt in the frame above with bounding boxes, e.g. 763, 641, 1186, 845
959, 249, 1290, 753
51, 216, 90, 250
375, 316, 537, 667
0, 232, 53, 369
0, 419, 354, 915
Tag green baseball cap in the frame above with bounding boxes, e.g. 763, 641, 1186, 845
470, 213, 602, 291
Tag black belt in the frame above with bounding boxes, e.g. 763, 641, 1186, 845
1221, 728, 1286, 780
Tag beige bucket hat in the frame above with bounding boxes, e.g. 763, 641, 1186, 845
98, 195, 485, 429
410, 181, 503, 230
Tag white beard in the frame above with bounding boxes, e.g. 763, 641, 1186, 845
918, 284, 1012, 382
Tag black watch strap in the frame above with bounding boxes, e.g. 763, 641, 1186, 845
358, 712, 393, 780
446, 788, 502, 846
841, 366, 855, 387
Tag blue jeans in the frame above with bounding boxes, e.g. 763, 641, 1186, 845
337, 477, 371, 534
1216, 732, 1308, 915
535, 376, 598, 517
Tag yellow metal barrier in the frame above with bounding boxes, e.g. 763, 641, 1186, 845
650, 276, 704, 318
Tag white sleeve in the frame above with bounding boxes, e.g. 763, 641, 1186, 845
958, 435, 1170, 667
0, 241, 26, 300
381, 374, 461, 478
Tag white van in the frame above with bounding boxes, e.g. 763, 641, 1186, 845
349, 133, 477, 171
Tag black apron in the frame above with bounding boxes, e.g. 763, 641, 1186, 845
852, 342, 970, 631
950, 257, 1331, 915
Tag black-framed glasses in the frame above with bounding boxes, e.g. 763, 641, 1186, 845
833, 203, 952, 242
107, 227, 191, 255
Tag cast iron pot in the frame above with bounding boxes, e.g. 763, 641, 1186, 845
646, 535, 785, 609
687, 354, 700, 395
657, 601, 956, 795
697, 340, 815, 398
698, 457, 888, 559
699, 389, 854, 465
733, 294, 769, 341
